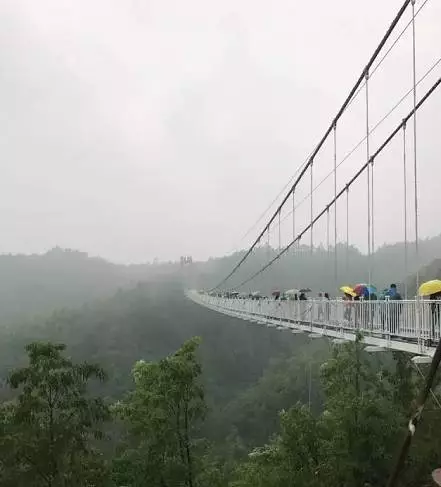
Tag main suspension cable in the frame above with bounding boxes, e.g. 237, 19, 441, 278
225, 158, 310, 256
209, 0, 412, 292
270, 54, 441, 236
231, 76, 441, 290
346, 0, 430, 112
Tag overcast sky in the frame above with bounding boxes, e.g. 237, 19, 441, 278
1, 0, 440, 263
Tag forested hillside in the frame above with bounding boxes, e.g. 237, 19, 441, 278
0, 279, 331, 484
1, 240, 441, 485
0, 316, 440, 486
406, 257, 441, 296
0, 247, 180, 325
0, 281, 303, 404
3, 233, 441, 328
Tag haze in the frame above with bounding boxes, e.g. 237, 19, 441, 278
1, 0, 440, 263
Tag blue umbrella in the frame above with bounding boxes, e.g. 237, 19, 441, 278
353, 283, 377, 298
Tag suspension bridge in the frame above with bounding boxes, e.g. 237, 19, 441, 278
187, 290, 438, 356
187, 0, 441, 358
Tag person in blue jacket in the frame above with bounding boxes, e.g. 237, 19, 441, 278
386, 284, 402, 334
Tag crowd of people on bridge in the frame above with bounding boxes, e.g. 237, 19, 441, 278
206, 279, 441, 344
340, 283, 403, 335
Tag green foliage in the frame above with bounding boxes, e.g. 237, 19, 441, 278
0, 280, 300, 405
231, 336, 441, 487
214, 338, 329, 447
232, 404, 323, 487
319, 336, 402, 487
0, 332, 440, 486
0, 342, 110, 486
0, 249, 441, 487
113, 338, 207, 487
0, 247, 182, 327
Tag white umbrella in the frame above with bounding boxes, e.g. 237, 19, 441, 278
285, 289, 299, 296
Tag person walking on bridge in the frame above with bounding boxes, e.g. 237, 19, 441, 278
430, 291, 441, 344
324, 292, 331, 321
343, 292, 353, 323
317, 292, 325, 321
387, 284, 402, 335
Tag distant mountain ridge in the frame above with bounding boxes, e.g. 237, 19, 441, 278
0, 247, 180, 325
189, 233, 441, 296
1, 234, 441, 325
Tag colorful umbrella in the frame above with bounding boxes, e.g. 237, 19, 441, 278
340, 285, 356, 297
353, 283, 377, 298
418, 279, 441, 297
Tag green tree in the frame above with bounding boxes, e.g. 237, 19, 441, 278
232, 404, 323, 487
0, 342, 110, 487
232, 336, 408, 487
114, 337, 207, 487
317, 336, 403, 487
390, 351, 416, 414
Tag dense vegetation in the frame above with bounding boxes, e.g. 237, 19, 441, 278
0, 246, 440, 485
0, 247, 180, 326
1, 332, 440, 486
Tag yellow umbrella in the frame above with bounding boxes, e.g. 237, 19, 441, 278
340, 285, 356, 297
418, 279, 441, 297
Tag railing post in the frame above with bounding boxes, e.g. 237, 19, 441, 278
416, 295, 422, 353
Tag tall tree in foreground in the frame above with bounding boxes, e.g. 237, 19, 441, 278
320, 335, 403, 487
231, 404, 323, 487
232, 335, 405, 487
113, 337, 207, 487
0, 342, 110, 487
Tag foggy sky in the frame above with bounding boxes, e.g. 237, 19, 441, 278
1, 0, 440, 263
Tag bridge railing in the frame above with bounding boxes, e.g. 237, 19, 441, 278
194, 293, 440, 344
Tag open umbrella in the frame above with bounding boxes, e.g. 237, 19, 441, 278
418, 279, 441, 297
353, 283, 377, 298
272, 290, 281, 299
285, 289, 299, 296
340, 285, 356, 297
299, 288, 311, 293
366, 285, 377, 295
